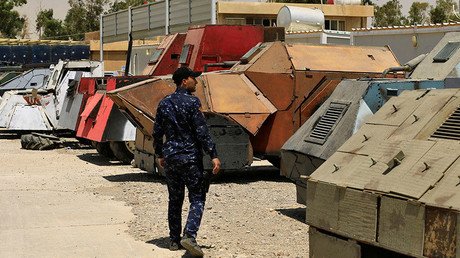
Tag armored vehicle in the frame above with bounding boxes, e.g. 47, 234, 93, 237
0, 60, 102, 132
108, 42, 399, 172
306, 88, 460, 258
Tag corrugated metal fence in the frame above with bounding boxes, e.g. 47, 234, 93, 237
101, 0, 214, 43
0, 45, 90, 65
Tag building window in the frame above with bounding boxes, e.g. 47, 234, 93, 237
225, 18, 246, 25
245, 17, 276, 27
325, 20, 346, 31
339, 21, 345, 31
263, 19, 271, 26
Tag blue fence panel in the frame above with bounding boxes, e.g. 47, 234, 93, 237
31, 45, 51, 63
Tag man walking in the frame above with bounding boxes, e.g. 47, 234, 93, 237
153, 67, 221, 257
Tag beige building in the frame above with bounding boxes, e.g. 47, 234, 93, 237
90, 38, 162, 74
216, 2, 374, 31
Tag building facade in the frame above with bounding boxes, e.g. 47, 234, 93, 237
216, 2, 373, 31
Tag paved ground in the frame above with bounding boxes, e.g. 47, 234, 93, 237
0, 138, 174, 257
0, 137, 308, 257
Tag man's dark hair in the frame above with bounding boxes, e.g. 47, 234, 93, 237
172, 67, 202, 86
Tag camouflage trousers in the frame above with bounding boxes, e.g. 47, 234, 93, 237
165, 159, 206, 242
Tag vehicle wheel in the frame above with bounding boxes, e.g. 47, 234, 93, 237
266, 156, 281, 168
20, 134, 58, 150
76, 137, 92, 146
110, 141, 134, 164
94, 141, 115, 158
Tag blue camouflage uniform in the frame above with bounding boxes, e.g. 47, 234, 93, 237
153, 86, 218, 243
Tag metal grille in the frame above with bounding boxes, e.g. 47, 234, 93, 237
433, 42, 460, 63
306, 102, 349, 145
102, 0, 212, 43
431, 106, 460, 140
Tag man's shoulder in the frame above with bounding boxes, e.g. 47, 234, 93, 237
188, 94, 200, 103
157, 95, 174, 110
158, 96, 168, 106
177, 93, 200, 106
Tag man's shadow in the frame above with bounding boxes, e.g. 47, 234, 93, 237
146, 236, 213, 257
146, 236, 169, 249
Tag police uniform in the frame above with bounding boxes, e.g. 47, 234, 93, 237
153, 85, 218, 244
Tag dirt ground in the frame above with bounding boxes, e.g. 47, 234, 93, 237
2, 137, 309, 257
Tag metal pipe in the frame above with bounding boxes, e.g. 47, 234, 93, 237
382, 66, 409, 77
124, 7, 133, 76
203, 61, 239, 72
188, 0, 192, 24
211, 0, 217, 24
404, 54, 427, 70
165, 0, 170, 35
99, 14, 104, 63
382, 54, 427, 77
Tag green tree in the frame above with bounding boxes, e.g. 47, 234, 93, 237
363, 0, 374, 5
430, 5, 447, 23
108, 0, 145, 13
64, 0, 109, 40
19, 15, 30, 39
430, 0, 460, 23
36, 9, 52, 36
373, 0, 405, 27
0, 0, 27, 38
407, 2, 430, 25
36, 9, 66, 39
86, 0, 109, 32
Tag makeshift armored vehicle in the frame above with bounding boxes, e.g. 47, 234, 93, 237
281, 31, 460, 204
0, 60, 102, 132
108, 42, 399, 172
306, 88, 460, 258
71, 25, 266, 163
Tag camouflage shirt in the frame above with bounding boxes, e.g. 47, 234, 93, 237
153, 87, 218, 162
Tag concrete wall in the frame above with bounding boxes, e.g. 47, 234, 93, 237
351, 25, 460, 64
286, 31, 350, 45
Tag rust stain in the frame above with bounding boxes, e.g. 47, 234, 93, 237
424, 207, 457, 258
434, 194, 455, 206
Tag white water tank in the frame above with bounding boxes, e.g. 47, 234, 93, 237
277, 6, 325, 33
333, 0, 361, 5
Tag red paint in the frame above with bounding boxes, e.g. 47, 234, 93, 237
145, 34, 186, 76
76, 76, 149, 141
184, 25, 265, 72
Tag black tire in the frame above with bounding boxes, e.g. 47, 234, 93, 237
76, 137, 92, 146
109, 141, 134, 164
95, 141, 115, 158
20, 134, 56, 150
266, 156, 281, 168
20, 134, 32, 149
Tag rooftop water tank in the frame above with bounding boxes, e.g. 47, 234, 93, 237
277, 6, 325, 33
